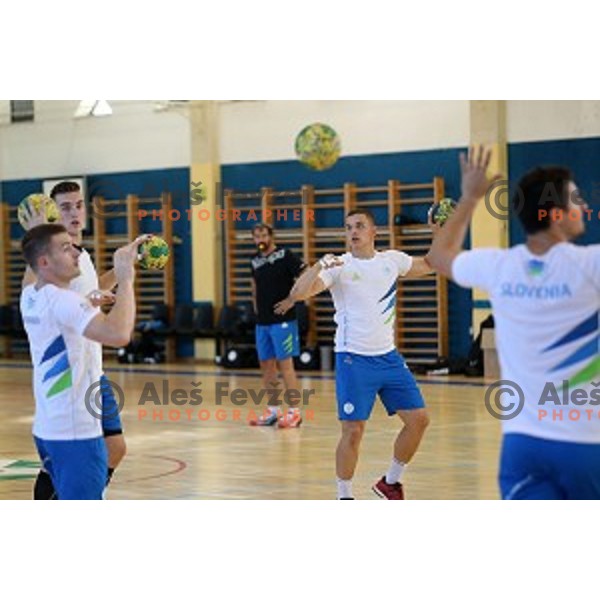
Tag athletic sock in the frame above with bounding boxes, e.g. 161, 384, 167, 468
337, 478, 353, 499
385, 458, 406, 485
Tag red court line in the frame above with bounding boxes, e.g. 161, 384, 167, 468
118, 455, 187, 484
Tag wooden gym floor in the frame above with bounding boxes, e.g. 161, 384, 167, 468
0, 360, 501, 500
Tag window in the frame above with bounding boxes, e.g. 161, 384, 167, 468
10, 100, 34, 123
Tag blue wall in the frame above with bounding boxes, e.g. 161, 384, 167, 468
508, 137, 600, 246
222, 148, 473, 359
222, 137, 600, 360
7, 136, 595, 363
2, 167, 193, 356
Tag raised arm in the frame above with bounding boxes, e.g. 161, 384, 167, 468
402, 215, 438, 278
405, 256, 434, 278
83, 235, 149, 347
273, 255, 342, 316
98, 269, 117, 291
427, 146, 502, 279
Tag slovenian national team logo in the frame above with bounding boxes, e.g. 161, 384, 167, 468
527, 259, 545, 278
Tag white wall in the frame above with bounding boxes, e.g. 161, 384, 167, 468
218, 100, 471, 164
2, 100, 600, 182
506, 101, 600, 143
0, 100, 190, 180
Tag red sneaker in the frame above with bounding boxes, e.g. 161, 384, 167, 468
372, 476, 405, 500
277, 410, 302, 429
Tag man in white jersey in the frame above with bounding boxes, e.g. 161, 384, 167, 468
22, 181, 126, 499
429, 146, 600, 499
275, 209, 433, 499
20, 224, 140, 499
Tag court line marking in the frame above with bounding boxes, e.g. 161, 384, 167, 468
116, 455, 187, 484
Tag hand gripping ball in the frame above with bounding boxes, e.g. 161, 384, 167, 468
428, 197, 457, 227
18, 194, 59, 229
138, 236, 170, 270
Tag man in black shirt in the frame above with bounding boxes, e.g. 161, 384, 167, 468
250, 223, 306, 428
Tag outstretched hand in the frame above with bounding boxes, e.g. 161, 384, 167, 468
319, 254, 344, 269
460, 146, 503, 202
274, 297, 295, 316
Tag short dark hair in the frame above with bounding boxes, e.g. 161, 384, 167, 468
346, 209, 376, 226
21, 223, 68, 271
50, 180, 81, 200
252, 223, 273, 235
514, 166, 574, 234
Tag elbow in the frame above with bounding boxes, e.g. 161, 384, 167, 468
426, 250, 453, 279
113, 334, 131, 348
104, 330, 131, 348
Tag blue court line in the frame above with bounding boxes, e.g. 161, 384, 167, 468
0, 361, 490, 388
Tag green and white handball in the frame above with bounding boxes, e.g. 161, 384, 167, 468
429, 197, 457, 226
138, 236, 170, 270
294, 123, 341, 171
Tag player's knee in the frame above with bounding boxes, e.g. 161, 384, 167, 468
277, 358, 295, 372
261, 361, 278, 382
410, 410, 430, 432
106, 435, 127, 466
342, 422, 365, 447
117, 437, 127, 461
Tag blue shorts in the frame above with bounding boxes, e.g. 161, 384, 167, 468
34, 436, 108, 500
500, 433, 600, 500
335, 350, 425, 421
101, 374, 123, 436
256, 321, 300, 362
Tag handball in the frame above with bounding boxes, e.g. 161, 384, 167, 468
138, 236, 170, 270
18, 194, 59, 229
428, 197, 457, 226
294, 123, 341, 171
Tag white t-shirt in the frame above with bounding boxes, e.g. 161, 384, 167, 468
21, 284, 102, 440
453, 242, 600, 443
318, 250, 413, 355
70, 250, 104, 377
